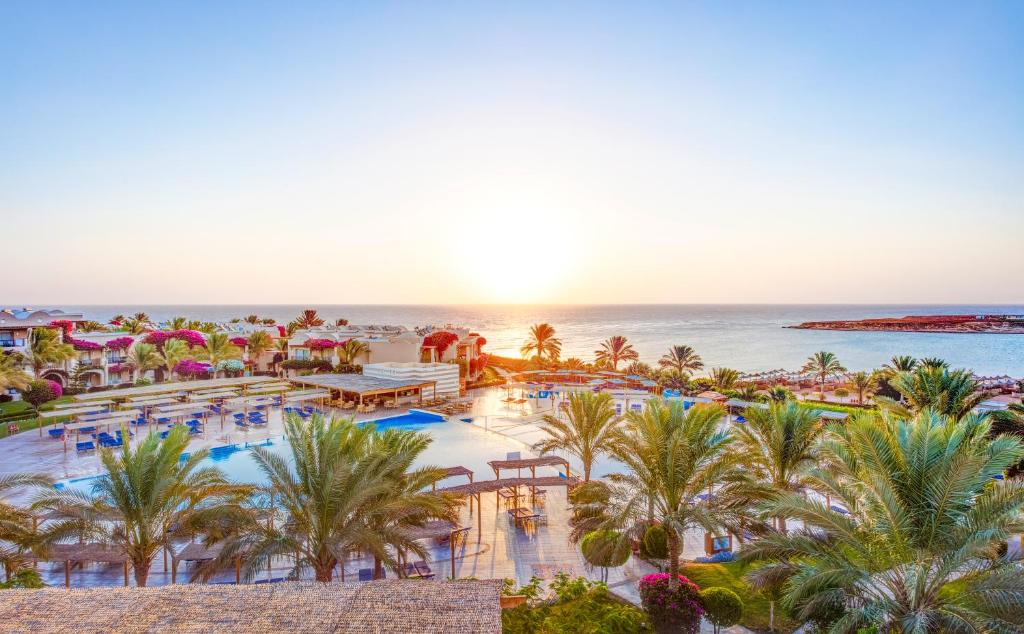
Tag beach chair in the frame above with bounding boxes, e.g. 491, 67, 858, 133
76, 441, 95, 453
357, 568, 385, 582
48, 429, 65, 439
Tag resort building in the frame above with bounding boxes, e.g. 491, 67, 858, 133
363, 362, 461, 397
1, 308, 86, 395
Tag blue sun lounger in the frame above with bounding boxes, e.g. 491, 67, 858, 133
48, 429, 64, 439
76, 441, 95, 453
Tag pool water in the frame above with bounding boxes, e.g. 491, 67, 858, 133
55, 410, 551, 494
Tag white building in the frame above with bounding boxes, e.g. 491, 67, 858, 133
362, 362, 461, 397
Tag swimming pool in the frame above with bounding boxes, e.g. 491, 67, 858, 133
55, 410, 556, 494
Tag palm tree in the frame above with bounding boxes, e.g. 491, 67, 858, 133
23, 328, 75, 378
108, 314, 126, 327
131, 312, 151, 323
883, 355, 918, 374
293, 309, 324, 329
533, 392, 620, 482
0, 473, 53, 581
710, 367, 740, 392
657, 369, 691, 393
991, 402, 1024, 477
594, 336, 638, 371
202, 414, 453, 582
741, 409, 1024, 632
876, 366, 986, 421
847, 370, 876, 405
734, 402, 825, 532
200, 333, 242, 378
76, 320, 108, 333
35, 427, 252, 586
520, 323, 561, 365
166, 316, 188, 330
0, 352, 30, 392
601, 400, 745, 584
244, 331, 273, 371
337, 339, 369, 365
658, 345, 704, 374
120, 317, 149, 335
125, 342, 161, 382
762, 386, 794, 403
801, 351, 846, 399
623, 361, 655, 378
271, 339, 289, 375
243, 314, 261, 325
919, 356, 949, 370
157, 339, 191, 381
561, 357, 586, 371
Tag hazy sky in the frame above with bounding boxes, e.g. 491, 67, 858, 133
3, 2, 1022, 304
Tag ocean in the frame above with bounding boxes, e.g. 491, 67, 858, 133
47, 304, 1024, 377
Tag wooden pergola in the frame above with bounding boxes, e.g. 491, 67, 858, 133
27, 543, 132, 588
290, 374, 439, 408
488, 456, 571, 479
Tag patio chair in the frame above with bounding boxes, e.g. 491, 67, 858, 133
76, 441, 95, 453
48, 429, 65, 439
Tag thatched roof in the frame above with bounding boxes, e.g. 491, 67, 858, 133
400, 520, 465, 541
26, 542, 129, 564
0, 580, 503, 633
442, 466, 474, 478
487, 456, 568, 471
439, 476, 578, 496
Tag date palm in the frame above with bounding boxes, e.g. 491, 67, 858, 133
594, 336, 638, 371
125, 342, 161, 382
534, 392, 620, 482
24, 327, 75, 377
244, 330, 273, 371
0, 473, 53, 580
200, 333, 242, 378
847, 371, 876, 405
919, 356, 949, 370
657, 369, 691, 393
157, 339, 191, 381
120, 317, 149, 335
992, 402, 1024, 476
202, 414, 453, 582
601, 400, 745, 584
623, 361, 655, 378
0, 352, 30, 392
762, 386, 795, 403
293, 309, 324, 329
108, 314, 126, 327
875, 366, 986, 421
75, 320, 108, 333
243, 314, 260, 324
521, 323, 561, 365
741, 409, 1024, 633
883, 355, 918, 374
734, 402, 825, 532
658, 345, 704, 374
801, 351, 846, 399
561, 357, 586, 371
338, 339, 368, 365
34, 426, 253, 586
711, 367, 740, 391
166, 316, 188, 330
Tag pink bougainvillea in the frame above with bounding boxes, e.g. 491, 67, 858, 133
145, 329, 206, 349
49, 320, 75, 335
477, 336, 487, 348
306, 338, 338, 350
638, 573, 704, 634
421, 331, 459, 357
108, 363, 127, 373
230, 337, 249, 347
174, 359, 212, 377
105, 336, 134, 351
67, 336, 103, 351
45, 379, 63, 400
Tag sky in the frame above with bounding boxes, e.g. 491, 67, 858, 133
2, 2, 1022, 305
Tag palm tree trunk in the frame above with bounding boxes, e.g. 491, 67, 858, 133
133, 557, 151, 587
667, 533, 680, 584
373, 555, 383, 580
314, 564, 333, 582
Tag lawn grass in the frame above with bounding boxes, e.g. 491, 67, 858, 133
682, 562, 798, 633
0, 396, 77, 439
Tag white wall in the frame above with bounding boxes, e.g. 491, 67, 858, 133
362, 362, 460, 397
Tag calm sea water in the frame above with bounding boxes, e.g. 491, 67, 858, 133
48, 304, 1024, 376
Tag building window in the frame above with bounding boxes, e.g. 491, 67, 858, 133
293, 348, 310, 361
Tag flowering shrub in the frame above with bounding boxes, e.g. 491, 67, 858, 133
108, 363, 127, 373
639, 573, 704, 634
218, 359, 244, 372
145, 329, 206, 349
230, 337, 249, 347
477, 336, 487, 348
421, 331, 459, 358
174, 359, 212, 377
20, 380, 60, 408
105, 336, 134, 351
66, 337, 102, 351
45, 379, 63, 400
306, 338, 337, 350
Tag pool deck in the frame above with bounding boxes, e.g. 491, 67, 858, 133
0, 387, 750, 631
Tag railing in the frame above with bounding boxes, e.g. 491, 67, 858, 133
0, 339, 26, 348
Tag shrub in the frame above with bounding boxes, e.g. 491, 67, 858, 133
134, 377, 153, 387
580, 530, 630, 581
0, 394, 11, 403
0, 569, 45, 589
501, 574, 649, 634
643, 524, 669, 559
45, 380, 63, 399
20, 380, 58, 409
281, 359, 332, 372
699, 587, 743, 634
639, 573, 703, 634
833, 388, 850, 398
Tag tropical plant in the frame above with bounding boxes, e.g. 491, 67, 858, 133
533, 391, 620, 482
199, 333, 242, 378
594, 336, 639, 371
761, 386, 794, 403
657, 369, 691, 393
624, 361, 655, 378
520, 323, 561, 365
847, 370, 876, 405
598, 400, 744, 583
991, 402, 1024, 476
561, 357, 586, 371
120, 317, 149, 335
658, 345, 704, 374
157, 339, 191, 381
801, 351, 846, 398
741, 409, 1024, 633
20, 379, 60, 409
639, 572, 704, 634
75, 320, 108, 333
700, 587, 744, 634
734, 402, 825, 531
166, 316, 188, 330
733, 385, 759, 402
876, 366, 986, 420
125, 342, 161, 382
919, 356, 949, 370
0, 472, 53, 580
242, 314, 260, 324
710, 367, 740, 392
23, 328, 75, 377
108, 314, 126, 327
200, 414, 453, 582
580, 530, 630, 582
131, 312, 151, 323
882, 354, 917, 374
293, 309, 324, 329
337, 339, 368, 365
35, 426, 252, 586
0, 352, 30, 392
244, 330, 273, 371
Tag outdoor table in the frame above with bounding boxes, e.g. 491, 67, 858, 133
507, 507, 539, 528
